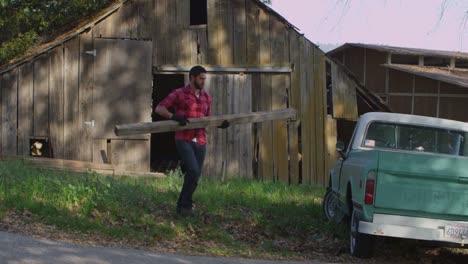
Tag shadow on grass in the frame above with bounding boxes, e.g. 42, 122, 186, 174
0, 160, 346, 259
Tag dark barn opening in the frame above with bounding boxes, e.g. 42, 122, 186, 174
151, 74, 186, 172
190, 0, 207, 26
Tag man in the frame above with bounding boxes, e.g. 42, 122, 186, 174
155, 66, 229, 217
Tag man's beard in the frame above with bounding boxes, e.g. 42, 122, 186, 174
194, 81, 203, 90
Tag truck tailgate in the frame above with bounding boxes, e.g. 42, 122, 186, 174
375, 151, 468, 217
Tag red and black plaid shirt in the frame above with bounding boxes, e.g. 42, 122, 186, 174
158, 85, 212, 145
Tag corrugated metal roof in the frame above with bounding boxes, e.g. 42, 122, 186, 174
383, 64, 468, 88
328, 43, 468, 60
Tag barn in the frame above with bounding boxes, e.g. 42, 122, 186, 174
0, 0, 387, 185
328, 43, 468, 122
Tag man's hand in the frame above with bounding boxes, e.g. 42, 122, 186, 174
171, 114, 190, 126
217, 120, 230, 129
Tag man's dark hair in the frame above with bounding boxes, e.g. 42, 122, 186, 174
189, 66, 207, 78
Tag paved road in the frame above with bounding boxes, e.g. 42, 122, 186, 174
0, 232, 322, 264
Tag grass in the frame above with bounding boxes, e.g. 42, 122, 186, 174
0, 160, 346, 259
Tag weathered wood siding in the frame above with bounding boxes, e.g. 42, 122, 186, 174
331, 63, 358, 119
0, 0, 339, 186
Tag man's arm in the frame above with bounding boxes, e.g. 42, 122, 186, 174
155, 105, 173, 119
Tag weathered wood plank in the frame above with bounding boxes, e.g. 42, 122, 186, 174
176, 0, 190, 28
110, 139, 150, 172
259, 74, 273, 181
302, 41, 314, 185
194, 28, 208, 64
166, 0, 180, 64
33, 54, 49, 137
1, 69, 18, 155
226, 75, 239, 177
115, 108, 296, 136
153, 0, 169, 65
78, 30, 94, 162
272, 74, 288, 183
232, 0, 247, 65
92, 139, 109, 164
251, 74, 261, 179
203, 74, 216, 177
288, 120, 300, 184
64, 38, 80, 161
331, 62, 358, 119
239, 74, 253, 178
259, 9, 270, 65
289, 30, 301, 116
137, 0, 154, 39
309, 44, 319, 185
324, 115, 337, 179
313, 46, 326, 185
246, 0, 260, 65
93, 38, 152, 171
270, 18, 288, 66
218, 75, 227, 179
207, 0, 219, 64
2, 155, 113, 170
17, 62, 34, 156
1, 155, 165, 178
49, 46, 65, 159
219, 0, 233, 65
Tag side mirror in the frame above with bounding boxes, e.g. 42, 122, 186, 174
336, 141, 346, 159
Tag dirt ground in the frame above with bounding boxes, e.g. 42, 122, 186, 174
1, 210, 467, 263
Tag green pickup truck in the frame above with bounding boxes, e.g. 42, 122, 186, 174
323, 112, 468, 257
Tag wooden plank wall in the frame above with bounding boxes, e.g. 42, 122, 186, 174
1, 69, 18, 155
63, 38, 80, 161
33, 54, 49, 137
17, 62, 34, 156
204, 74, 253, 179
92, 38, 153, 172
331, 62, 359, 119
49, 46, 65, 159
0, 0, 336, 186
78, 30, 95, 162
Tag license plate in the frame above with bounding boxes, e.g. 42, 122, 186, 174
445, 224, 468, 238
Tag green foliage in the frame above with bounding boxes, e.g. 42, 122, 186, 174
0, 160, 343, 259
0, 0, 113, 66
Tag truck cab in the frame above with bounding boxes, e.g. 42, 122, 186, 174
323, 112, 468, 257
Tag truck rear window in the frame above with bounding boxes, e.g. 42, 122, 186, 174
363, 122, 467, 157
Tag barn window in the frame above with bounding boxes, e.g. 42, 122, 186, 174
190, 0, 207, 26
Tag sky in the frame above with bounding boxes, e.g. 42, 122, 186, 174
270, 0, 468, 52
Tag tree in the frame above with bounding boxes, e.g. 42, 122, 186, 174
0, 0, 112, 66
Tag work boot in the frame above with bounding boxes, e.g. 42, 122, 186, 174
176, 207, 194, 217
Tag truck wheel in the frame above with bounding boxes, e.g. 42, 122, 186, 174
323, 190, 344, 222
350, 208, 374, 258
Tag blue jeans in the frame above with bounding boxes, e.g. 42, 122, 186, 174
176, 140, 206, 210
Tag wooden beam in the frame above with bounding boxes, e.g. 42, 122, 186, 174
0, 155, 165, 178
115, 108, 297, 136
154, 65, 293, 74
1, 155, 113, 170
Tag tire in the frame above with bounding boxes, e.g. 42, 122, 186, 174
323, 190, 344, 223
350, 208, 374, 258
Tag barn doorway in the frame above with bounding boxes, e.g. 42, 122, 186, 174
151, 74, 186, 172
